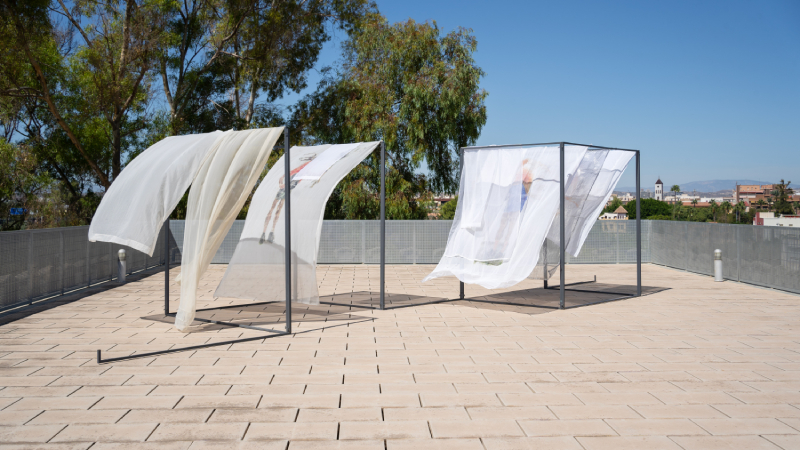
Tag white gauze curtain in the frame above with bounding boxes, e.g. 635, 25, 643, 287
545, 148, 610, 256
568, 150, 634, 255
214, 142, 380, 305
175, 127, 283, 331
423, 145, 587, 289
88, 131, 225, 255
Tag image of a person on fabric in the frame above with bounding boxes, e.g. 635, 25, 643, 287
259, 154, 316, 244
480, 158, 535, 265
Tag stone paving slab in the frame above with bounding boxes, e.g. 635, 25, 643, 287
0, 263, 799, 448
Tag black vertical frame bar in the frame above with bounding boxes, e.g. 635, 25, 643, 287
164, 219, 170, 316
559, 143, 566, 309
543, 240, 548, 289
459, 147, 465, 300
284, 129, 292, 332
380, 141, 386, 310
635, 151, 642, 296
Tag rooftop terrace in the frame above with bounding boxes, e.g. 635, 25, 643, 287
1, 264, 799, 449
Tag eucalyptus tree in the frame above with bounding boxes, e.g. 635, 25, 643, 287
0, 0, 169, 189
292, 15, 488, 218
158, 0, 375, 134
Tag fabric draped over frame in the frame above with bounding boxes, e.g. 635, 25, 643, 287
214, 142, 381, 305
88, 131, 225, 255
174, 128, 284, 331
423, 145, 633, 289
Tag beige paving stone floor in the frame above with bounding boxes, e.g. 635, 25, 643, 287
1, 263, 799, 449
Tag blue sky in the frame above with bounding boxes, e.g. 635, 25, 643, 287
284, 0, 800, 190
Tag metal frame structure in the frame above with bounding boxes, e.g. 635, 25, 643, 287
98, 130, 296, 364
455, 142, 642, 310
318, 141, 458, 311
96, 139, 642, 363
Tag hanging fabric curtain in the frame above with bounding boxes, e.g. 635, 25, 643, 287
423, 145, 588, 289
563, 150, 634, 256
88, 131, 225, 255
174, 127, 284, 331
544, 149, 610, 255
214, 142, 380, 305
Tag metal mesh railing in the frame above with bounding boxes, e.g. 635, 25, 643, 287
649, 220, 800, 294
1, 225, 168, 312
3, 218, 798, 313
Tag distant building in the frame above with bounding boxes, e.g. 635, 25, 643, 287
600, 206, 628, 220
640, 189, 652, 199
655, 178, 663, 201
754, 212, 800, 227
736, 183, 800, 211
428, 195, 455, 219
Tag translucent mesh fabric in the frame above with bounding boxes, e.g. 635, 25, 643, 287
544, 149, 634, 260
88, 131, 224, 255
423, 145, 588, 289
545, 147, 608, 257
568, 150, 634, 256
175, 128, 283, 331
214, 142, 380, 305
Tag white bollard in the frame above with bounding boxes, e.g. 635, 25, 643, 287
714, 249, 723, 282
118, 249, 127, 284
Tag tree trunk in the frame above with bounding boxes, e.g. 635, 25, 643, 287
112, 124, 122, 180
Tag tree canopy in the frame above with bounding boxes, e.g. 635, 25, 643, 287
291, 15, 487, 219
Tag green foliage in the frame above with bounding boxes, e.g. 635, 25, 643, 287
292, 15, 487, 219
161, 0, 375, 135
1, 3, 486, 226
440, 196, 458, 220
602, 197, 623, 214
646, 214, 672, 221
624, 198, 671, 220
771, 179, 795, 215
0, 139, 96, 230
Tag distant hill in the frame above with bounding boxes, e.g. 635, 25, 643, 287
616, 179, 773, 194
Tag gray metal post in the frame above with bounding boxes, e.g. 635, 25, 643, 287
736, 225, 741, 282
284, 130, 292, 332
635, 151, 642, 296
164, 219, 170, 316
60, 230, 65, 296
86, 235, 91, 288
459, 147, 465, 300
559, 143, 566, 309
28, 232, 34, 305
380, 140, 386, 310
543, 240, 548, 289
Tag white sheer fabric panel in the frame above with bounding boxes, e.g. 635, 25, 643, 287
175, 128, 283, 331
88, 131, 225, 255
214, 142, 380, 305
424, 145, 588, 289
569, 150, 634, 255
545, 147, 609, 256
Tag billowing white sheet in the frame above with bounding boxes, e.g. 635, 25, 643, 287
214, 142, 380, 305
175, 128, 283, 331
423, 145, 588, 289
88, 131, 225, 255
425, 146, 634, 289
568, 150, 634, 255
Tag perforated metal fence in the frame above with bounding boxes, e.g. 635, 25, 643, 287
650, 220, 800, 294
165, 220, 647, 265
3, 219, 797, 313
1, 224, 171, 312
